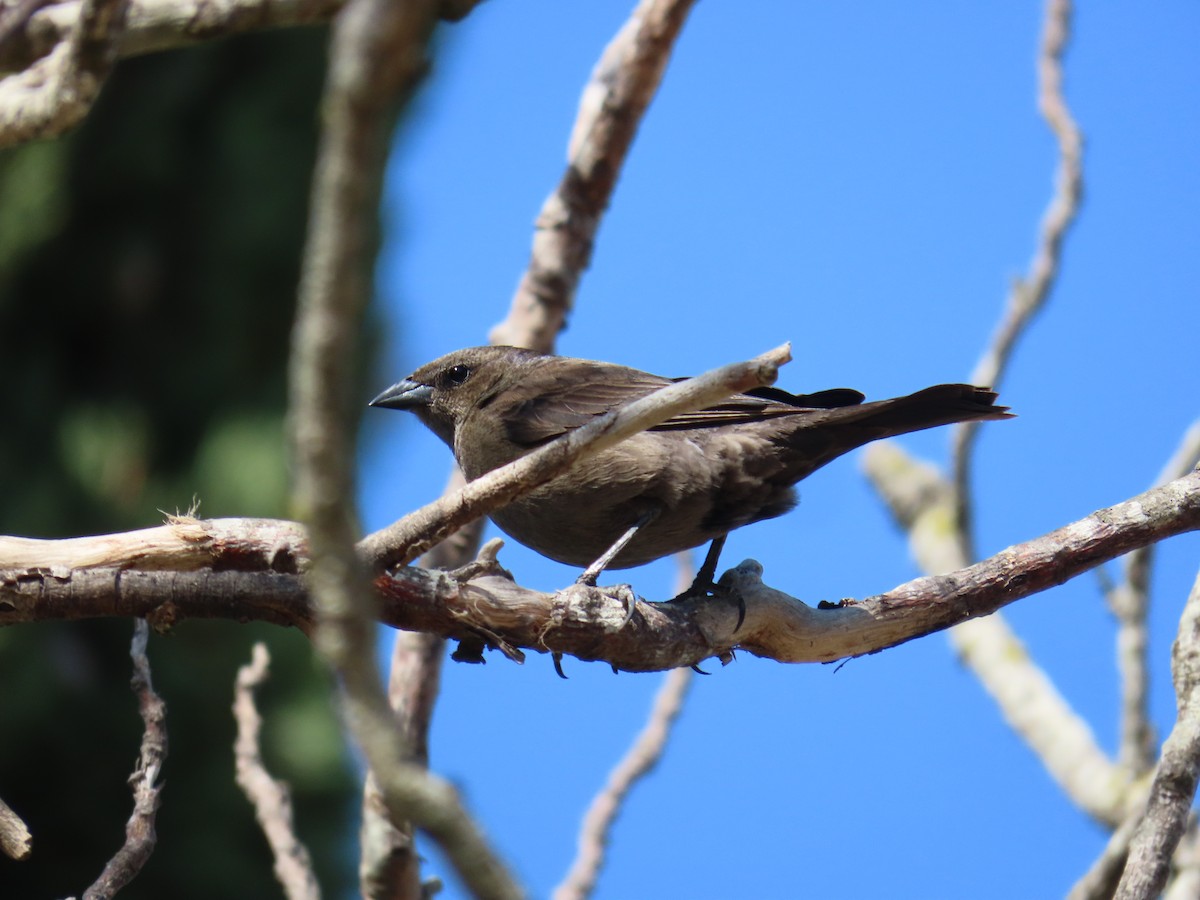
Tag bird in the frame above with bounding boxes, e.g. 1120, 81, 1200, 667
369, 345, 1011, 592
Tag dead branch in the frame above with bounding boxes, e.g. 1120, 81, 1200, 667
0, 0, 125, 147
233, 643, 321, 900
4, 469, 1197, 674
491, 0, 697, 349
1107, 421, 1200, 775
0, 795, 32, 861
555, 553, 696, 900
81, 620, 166, 900
952, 0, 1083, 553
286, 0, 521, 893
1114, 567, 1200, 898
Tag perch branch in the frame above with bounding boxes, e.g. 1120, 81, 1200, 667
3, 470, 1197, 677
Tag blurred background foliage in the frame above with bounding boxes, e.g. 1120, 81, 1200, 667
0, 27, 363, 898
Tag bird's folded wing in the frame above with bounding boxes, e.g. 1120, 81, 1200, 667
502, 361, 865, 445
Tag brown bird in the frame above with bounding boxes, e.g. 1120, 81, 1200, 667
370, 346, 1011, 590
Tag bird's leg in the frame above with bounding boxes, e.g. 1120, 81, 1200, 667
675, 534, 745, 631
576, 507, 660, 587
694, 534, 727, 592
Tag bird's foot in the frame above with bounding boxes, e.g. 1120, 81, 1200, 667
555, 581, 641, 632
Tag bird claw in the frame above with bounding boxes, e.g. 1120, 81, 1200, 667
555, 581, 639, 632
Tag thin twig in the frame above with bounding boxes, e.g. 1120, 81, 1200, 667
952, 0, 1083, 557
360, 626, 445, 900
1115, 567, 1200, 898
864, 442, 1186, 827
491, 0, 697, 349
358, 342, 792, 571
82, 620, 167, 900
555, 668, 692, 900
555, 553, 696, 900
233, 643, 321, 900
1110, 422, 1200, 775
1067, 810, 1143, 900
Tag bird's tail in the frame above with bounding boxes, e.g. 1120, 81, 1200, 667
780, 384, 1012, 480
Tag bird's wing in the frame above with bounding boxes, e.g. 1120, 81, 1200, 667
502, 360, 865, 445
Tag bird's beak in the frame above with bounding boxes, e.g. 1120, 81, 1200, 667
368, 379, 434, 410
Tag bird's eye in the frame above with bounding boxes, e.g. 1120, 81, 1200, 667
442, 364, 471, 388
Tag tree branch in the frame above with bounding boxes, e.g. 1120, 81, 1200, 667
556, 666, 692, 900
1115, 566, 1200, 898
287, 0, 522, 894
4, 470, 1198, 675
555, 554, 696, 900
1107, 422, 1200, 775
952, 0, 1083, 554
81, 620, 167, 900
233, 643, 321, 900
0, 0, 126, 147
866, 440, 1147, 826
490, 0, 696, 349
0, 795, 32, 861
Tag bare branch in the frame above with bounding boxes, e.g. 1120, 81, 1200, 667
491, 0, 697, 349
1109, 422, 1200, 775
952, 0, 1083, 555
82, 620, 166, 900
233, 643, 321, 900
0, 0, 487, 77
5, 470, 1197, 679
359, 342, 792, 571
0, 0, 54, 57
865, 444, 1198, 826
556, 666, 692, 899
1068, 811, 1143, 900
0, 0, 126, 147
360, 628, 444, 900
1115, 567, 1200, 899
287, 0, 522, 894
555, 554, 696, 900
0, 795, 32, 861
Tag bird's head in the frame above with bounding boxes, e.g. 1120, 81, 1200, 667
369, 345, 542, 449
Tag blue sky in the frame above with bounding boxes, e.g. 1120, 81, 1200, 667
359, 3, 1200, 897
